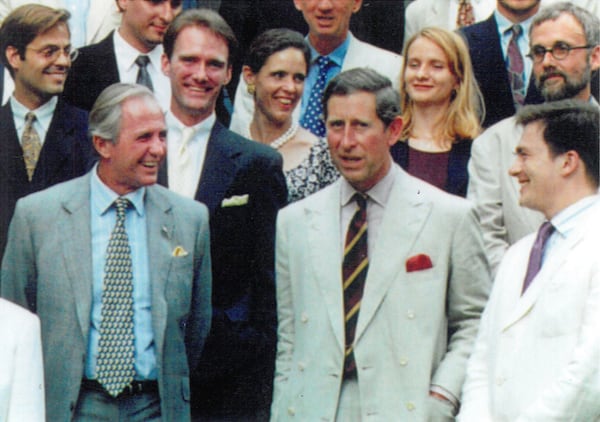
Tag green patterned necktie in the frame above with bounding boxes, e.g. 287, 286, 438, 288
96, 197, 135, 397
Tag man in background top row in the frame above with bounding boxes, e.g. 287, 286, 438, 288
230, 0, 402, 138
0, 5, 92, 259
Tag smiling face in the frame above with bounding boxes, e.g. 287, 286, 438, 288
294, 0, 362, 52
326, 91, 401, 192
531, 13, 600, 102
403, 36, 458, 108
508, 121, 563, 217
244, 47, 307, 127
162, 25, 231, 125
7, 22, 71, 109
95, 96, 167, 195
117, 0, 182, 52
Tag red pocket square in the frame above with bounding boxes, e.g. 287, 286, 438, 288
406, 254, 433, 272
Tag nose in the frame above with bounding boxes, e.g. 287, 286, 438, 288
416, 64, 428, 79
54, 49, 70, 67
160, 2, 178, 23
540, 49, 556, 67
508, 157, 521, 178
149, 135, 166, 158
192, 62, 208, 81
317, 0, 334, 11
282, 76, 297, 93
339, 127, 357, 150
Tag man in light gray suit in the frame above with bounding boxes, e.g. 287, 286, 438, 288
0, 83, 212, 421
272, 68, 490, 421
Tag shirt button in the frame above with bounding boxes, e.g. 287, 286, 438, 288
406, 402, 416, 411
399, 358, 408, 366
301, 313, 309, 323
288, 407, 296, 416
407, 311, 415, 319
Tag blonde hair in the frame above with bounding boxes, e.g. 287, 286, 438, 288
400, 27, 484, 141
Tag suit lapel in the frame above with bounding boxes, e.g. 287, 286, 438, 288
196, 122, 238, 213
145, 187, 174, 361
59, 174, 93, 338
307, 183, 345, 350
355, 169, 432, 342
0, 103, 28, 189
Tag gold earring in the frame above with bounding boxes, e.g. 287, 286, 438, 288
247, 83, 256, 95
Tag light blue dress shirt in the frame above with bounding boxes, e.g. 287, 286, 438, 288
85, 166, 157, 380
300, 34, 351, 118
10, 95, 57, 147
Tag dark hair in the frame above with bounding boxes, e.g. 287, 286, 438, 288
516, 99, 599, 187
322, 67, 400, 127
0, 4, 70, 76
163, 8, 237, 64
244, 28, 310, 74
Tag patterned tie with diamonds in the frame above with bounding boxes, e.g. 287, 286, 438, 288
507, 24, 525, 108
22, 112, 42, 181
342, 194, 369, 377
457, 0, 475, 27
135, 55, 154, 92
96, 197, 135, 397
300, 56, 331, 137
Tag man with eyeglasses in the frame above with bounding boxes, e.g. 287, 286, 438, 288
467, 1, 600, 277
0, 4, 93, 260
63, 0, 182, 112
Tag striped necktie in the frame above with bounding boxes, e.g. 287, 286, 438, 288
342, 193, 369, 377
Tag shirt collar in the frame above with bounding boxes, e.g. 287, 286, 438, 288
494, 9, 534, 38
91, 163, 146, 217
307, 32, 352, 68
550, 194, 600, 238
340, 161, 397, 208
10, 95, 57, 132
113, 29, 164, 72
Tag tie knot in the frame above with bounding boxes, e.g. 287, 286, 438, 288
181, 126, 195, 145
114, 197, 130, 220
353, 193, 368, 211
316, 56, 330, 69
460, 0, 471, 4
25, 112, 36, 125
538, 221, 555, 243
510, 24, 522, 37
135, 55, 151, 68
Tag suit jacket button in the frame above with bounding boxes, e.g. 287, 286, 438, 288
399, 358, 408, 366
406, 402, 415, 411
301, 313, 308, 323
288, 407, 296, 416
298, 362, 305, 371
406, 311, 415, 319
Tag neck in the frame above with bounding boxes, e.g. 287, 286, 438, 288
308, 32, 347, 56
542, 185, 597, 220
250, 113, 291, 144
13, 87, 50, 110
170, 104, 212, 127
118, 26, 154, 54
409, 102, 450, 144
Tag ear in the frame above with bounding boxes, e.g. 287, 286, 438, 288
6, 46, 22, 73
386, 116, 403, 147
559, 150, 580, 178
93, 135, 114, 159
161, 52, 170, 76
293, 0, 303, 12
116, 0, 127, 13
242, 65, 255, 86
589, 44, 600, 72
224, 64, 232, 86
352, 0, 363, 13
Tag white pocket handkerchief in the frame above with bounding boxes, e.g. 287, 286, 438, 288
221, 194, 249, 208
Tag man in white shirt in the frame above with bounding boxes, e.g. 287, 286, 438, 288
459, 99, 600, 421
62, 0, 181, 111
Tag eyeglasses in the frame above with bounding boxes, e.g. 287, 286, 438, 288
26, 45, 79, 62
527, 41, 593, 63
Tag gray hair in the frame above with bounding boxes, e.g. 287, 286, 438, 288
322, 68, 400, 127
530, 2, 600, 46
89, 83, 157, 144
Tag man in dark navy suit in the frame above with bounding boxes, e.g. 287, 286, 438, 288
159, 9, 287, 421
0, 4, 92, 258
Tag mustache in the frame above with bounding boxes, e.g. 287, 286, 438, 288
539, 69, 566, 83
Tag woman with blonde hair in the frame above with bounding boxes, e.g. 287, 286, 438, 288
391, 27, 483, 197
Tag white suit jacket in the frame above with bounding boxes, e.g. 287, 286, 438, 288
0, 0, 120, 45
272, 166, 491, 421
403, 0, 495, 49
0, 298, 44, 422
458, 201, 600, 421
229, 33, 403, 135
467, 116, 545, 276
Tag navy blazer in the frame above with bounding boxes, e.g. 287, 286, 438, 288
390, 139, 472, 197
460, 14, 544, 128
0, 99, 93, 258
159, 121, 287, 418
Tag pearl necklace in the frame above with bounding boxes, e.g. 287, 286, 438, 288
248, 122, 299, 150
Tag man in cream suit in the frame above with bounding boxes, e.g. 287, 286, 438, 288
459, 100, 600, 421
0, 298, 44, 421
272, 68, 490, 421
467, 2, 600, 275
229, 0, 402, 136
0, 83, 212, 421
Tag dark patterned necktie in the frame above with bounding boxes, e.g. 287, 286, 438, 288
457, 0, 475, 27
300, 56, 331, 137
342, 194, 369, 377
96, 197, 135, 397
522, 221, 554, 294
135, 55, 154, 92
22, 112, 42, 181
507, 25, 525, 107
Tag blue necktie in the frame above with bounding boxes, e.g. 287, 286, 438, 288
301, 56, 331, 137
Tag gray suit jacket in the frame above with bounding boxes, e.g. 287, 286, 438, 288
272, 165, 491, 421
0, 172, 212, 422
